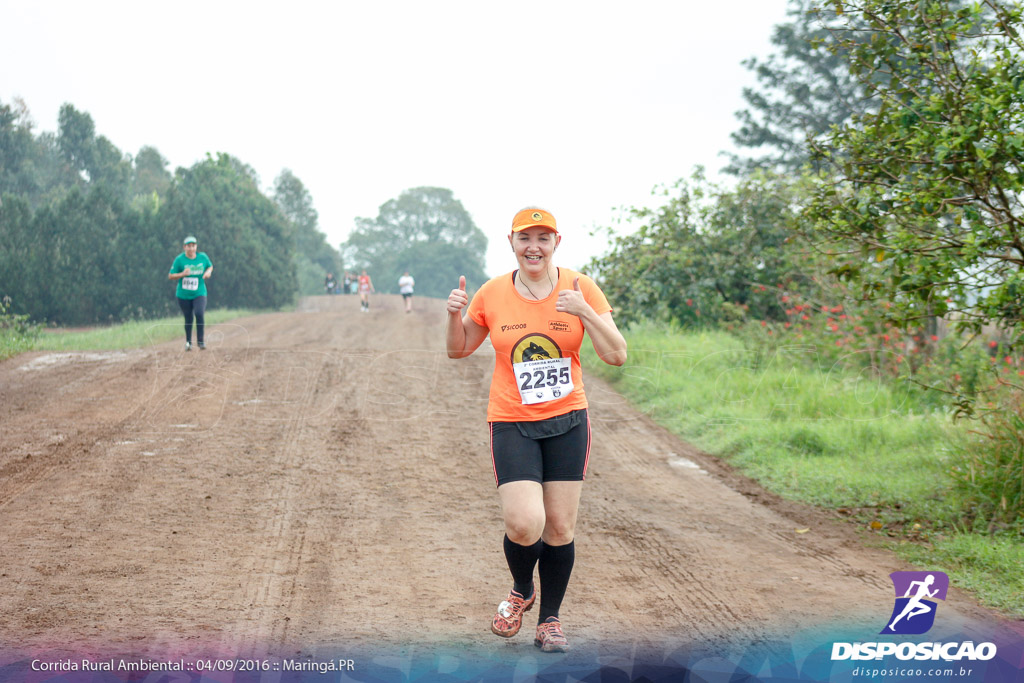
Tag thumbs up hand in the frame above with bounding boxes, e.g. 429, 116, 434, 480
447, 275, 468, 314
556, 276, 589, 317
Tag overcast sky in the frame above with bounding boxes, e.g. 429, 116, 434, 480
1, 0, 791, 280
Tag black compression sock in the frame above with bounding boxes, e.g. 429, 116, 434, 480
537, 540, 575, 623
503, 535, 541, 597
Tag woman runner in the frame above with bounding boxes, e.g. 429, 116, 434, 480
168, 236, 213, 351
445, 207, 627, 652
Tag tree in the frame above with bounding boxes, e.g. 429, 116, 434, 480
0, 99, 36, 197
805, 0, 1024, 337
273, 169, 342, 295
91, 135, 132, 193
273, 169, 318, 238
0, 98, 64, 206
587, 170, 815, 328
344, 187, 487, 297
54, 103, 133, 198
1, 185, 132, 324
0, 194, 37, 315
726, 0, 878, 175
2, 99, 309, 322
132, 146, 172, 199
57, 103, 96, 182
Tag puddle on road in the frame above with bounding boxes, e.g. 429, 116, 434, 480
19, 351, 134, 371
668, 452, 707, 474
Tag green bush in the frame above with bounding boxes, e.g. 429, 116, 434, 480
0, 296, 40, 361
949, 397, 1024, 535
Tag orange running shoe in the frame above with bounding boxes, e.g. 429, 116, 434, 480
534, 617, 570, 653
490, 588, 536, 638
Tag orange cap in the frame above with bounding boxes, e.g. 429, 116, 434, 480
511, 208, 557, 233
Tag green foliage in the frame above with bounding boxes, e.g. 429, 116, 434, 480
727, 0, 877, 174
0, 100, 38, 196
1, 184, 174, 325
1, 99, 181, 324
57, 103, 96, 181
32, 185, 127, 323
587, 170, 821, 328
949, 397, 1024, 534
0, 194, 34, 310
159, 154, 296, 310
386, 240, 487, 299
132, 146, 172, 199
586, 323, 1024, 615
295, 254, 330, 297
273, 169, 343, 294
1, 97, 341, 323
0, 296, 40, 361
344, 187, 488, 297
806, 0, 1024, 338
898, 533, 1024, 615
0, 99, 65, 205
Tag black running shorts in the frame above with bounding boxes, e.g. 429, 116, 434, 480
489, 408, 591, 487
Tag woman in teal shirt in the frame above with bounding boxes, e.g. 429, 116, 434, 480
168, 235, 213, 351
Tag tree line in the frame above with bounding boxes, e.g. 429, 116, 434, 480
0, 99, 490, 324
0, 101, 348, 324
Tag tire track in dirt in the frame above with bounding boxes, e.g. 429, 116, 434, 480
574, 380, 1005, 651
229, 347, 344, 654
0, 294, 1017, 661
0, 351, 169, 512
578, 418, 765, 648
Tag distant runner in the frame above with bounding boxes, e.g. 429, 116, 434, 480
445, 207, 627, 653
398, 270, 415, 313
168, 236, 213, 351
358, 270, 374, 313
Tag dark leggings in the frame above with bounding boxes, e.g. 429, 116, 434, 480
177, 296, 207, 344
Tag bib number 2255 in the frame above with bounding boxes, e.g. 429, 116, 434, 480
513, 357, 573, 405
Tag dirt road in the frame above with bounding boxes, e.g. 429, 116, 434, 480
0, 295, 1017, 674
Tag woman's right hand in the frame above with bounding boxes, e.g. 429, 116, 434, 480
447, 276, 467, 314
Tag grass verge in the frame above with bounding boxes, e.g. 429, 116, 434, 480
0, 332, 38, 362
15, 309, 260, 354
583, 322, 1023, 616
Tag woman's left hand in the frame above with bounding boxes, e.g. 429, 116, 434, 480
556, 278, 591, 317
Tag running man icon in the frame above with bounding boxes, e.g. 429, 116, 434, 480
889, 574, 938, 630
882, 571, 949, 635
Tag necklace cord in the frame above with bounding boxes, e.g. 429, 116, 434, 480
516, 270, 554, 300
